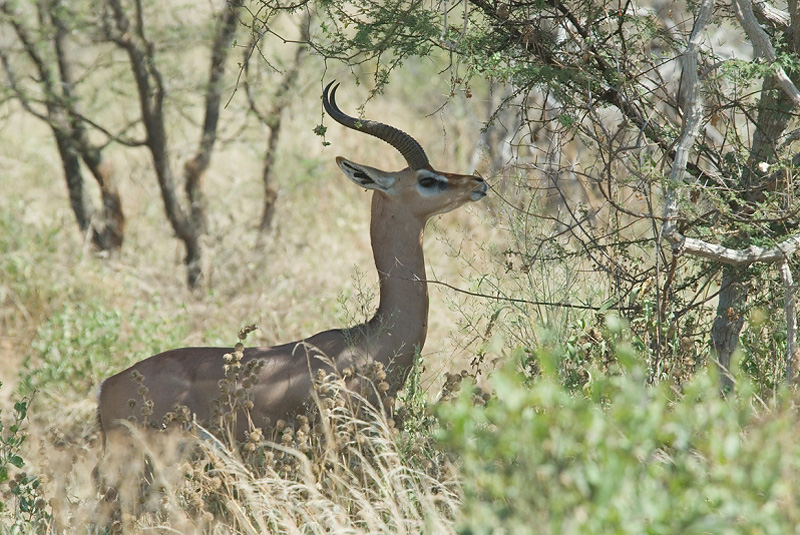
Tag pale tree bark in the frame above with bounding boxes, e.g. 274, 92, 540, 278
664, 0, 800, 387
781, 261, 798, 382
710, 271, 747, 390
708, 0, 800, 385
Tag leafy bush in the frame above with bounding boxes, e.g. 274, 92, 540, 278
439, 334, 800, 535
20, 301, 188, 402
0, 384, 48, 532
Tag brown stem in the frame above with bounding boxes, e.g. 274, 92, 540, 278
105, 0, 203, 285
184, 0, 245, 235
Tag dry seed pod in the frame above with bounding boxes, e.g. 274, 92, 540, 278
238, 324, 258, 340
375, 366, 387, 381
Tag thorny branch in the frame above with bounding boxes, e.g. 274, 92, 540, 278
781, 261, 799, 382
660, 0, 800, 383
732, 0, 800, 107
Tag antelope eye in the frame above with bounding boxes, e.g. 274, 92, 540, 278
419, 176, 439, 188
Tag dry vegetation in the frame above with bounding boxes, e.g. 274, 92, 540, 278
8, 2, 800, 531
0, 29, 502, 530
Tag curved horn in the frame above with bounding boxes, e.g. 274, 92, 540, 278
323, 81, 430, 171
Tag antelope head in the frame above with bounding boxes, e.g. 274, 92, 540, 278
322, 81, 488, 223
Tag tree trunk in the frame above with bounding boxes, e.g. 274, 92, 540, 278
248, 13, 310, 233
710, 267, 746, 391
53, 127, 124, 251
82, 152, 125, 251
184, 0, 244, 236
51, 0, 125, 250
709, 69, 798, 389
53, 128, 92, 236
2, 0, 125, 252
104, 0, 245, 287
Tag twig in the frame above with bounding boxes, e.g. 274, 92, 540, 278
424, 278, 635, 312
732, 0, 800, 107
674, 234, 800, 265
781, 261, 799, 384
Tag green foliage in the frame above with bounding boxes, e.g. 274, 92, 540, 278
20, 301, 189, 402
316, 0, 438, 86
0, 384, 49, 532
0, 395, 27, 495
439, 340, 800, 535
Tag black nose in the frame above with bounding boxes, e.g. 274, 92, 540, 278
471, 180, 489, 201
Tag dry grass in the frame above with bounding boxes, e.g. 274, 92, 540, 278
0, 27, 501, 531
18, 345, 465, 533
0, 62, 495, 371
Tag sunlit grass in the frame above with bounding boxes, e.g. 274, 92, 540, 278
0, 36, 497, 532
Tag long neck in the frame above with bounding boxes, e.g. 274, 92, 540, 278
365, 193, 429, 373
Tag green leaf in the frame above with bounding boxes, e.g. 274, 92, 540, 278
14, 401, 27, 420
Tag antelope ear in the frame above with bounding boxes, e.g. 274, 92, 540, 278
336, 157, 395, 191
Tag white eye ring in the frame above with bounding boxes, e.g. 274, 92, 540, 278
417, 171, 447, 188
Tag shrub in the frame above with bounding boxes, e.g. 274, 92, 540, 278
439, 336, 800, 535
0, 384, 49, 533
20, 301, 188, 403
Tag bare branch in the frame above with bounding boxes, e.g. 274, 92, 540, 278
662, 0, 714, 238
425, 278, 635, 312
245, 13, 311, 232
0, 48, 50, 123
675, 234, 800, 265
104, 0, 202, 285
661, 0, 800, 270
663, 1, 800, 269
732, 0, 800, 107
752, 0, 790, 29
781, 261, 799, 384
64, 111, 146, 148
1, 1, 57, 99
184, 0, 245, 234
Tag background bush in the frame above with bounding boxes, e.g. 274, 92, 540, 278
440, 332, 800, 535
